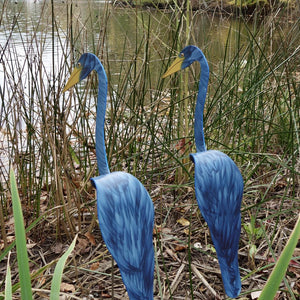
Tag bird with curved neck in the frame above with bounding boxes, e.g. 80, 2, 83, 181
63, 53, 154, 300
163, 46, 243, 298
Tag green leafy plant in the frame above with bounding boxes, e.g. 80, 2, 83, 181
243, 215, 264, 266
4, 253, 12, 300
259, 214, 300, 299
6, 169, 77, 299
50, 234, 77, 300
9, 168, 33, 299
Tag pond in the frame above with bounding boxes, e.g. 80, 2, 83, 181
0, 0, 263, 89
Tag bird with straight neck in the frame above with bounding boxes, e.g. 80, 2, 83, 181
64, 53, 155, 300
163, 46, 243, 298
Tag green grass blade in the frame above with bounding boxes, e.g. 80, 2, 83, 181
4, 252, 12, 300
9, 168, 33, 299
10, 260, 57, 294
50, 234, 78, 300
69, 145, 80, 165
258, 214, 300, 300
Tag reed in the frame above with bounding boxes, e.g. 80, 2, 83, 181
0, 0, 298, 298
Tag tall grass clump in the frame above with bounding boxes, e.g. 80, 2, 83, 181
0, 0, 298, 298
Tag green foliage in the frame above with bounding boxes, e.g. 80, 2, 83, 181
50, 234, 78, 300
4, 253, 12, 300
6, 169, 77, 299
243, 215, 264, 265
243, 216, 264, 240
259, 215, 300, 299
9, 169, 33, 299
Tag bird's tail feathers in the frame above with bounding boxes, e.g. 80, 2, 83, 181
121, 269, 154, 300
217, 256, 241, 298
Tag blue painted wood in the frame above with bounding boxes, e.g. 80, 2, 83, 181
174, 46, 243, 298
67, 53, 154, 299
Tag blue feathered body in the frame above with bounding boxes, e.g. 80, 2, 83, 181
91, 172, 154, 300
168, 46, 243, 298
190, 150, 243, 298
65, 53, 155, 299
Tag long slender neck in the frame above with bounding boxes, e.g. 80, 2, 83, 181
95, 64, 110, 175
194, 57, 209, 152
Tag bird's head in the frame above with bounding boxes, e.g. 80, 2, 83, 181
162, 45, 203, 78
63, 53, 99, 92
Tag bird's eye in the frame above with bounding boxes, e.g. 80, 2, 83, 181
180, 53, 184, 58
77, 62, 81, 68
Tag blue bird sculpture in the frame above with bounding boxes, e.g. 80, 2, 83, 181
163, 46, 243, 298
63, 53, 154, 300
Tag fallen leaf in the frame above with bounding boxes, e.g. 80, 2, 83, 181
26, 243, 36, 249
293, 248, 300, 256
0, 236, 15, 250
290, 259, 300, 267
77, 237, 90, 254
90, 262, 100, 270
183, 228, 190, 235
51, 243, 63, 254
175, 244, 187, 252
177, 217, 190, 226
85, 232, 96, 246
175, 138, 186, 154
175, 207, 186, 213
37, 276, 46, 287
161, 227, 172, 234
60, 282, 75, 293
251, 291, 261, 299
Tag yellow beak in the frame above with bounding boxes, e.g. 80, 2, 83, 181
162, 56, 184, 78
63, 65, 82, 92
